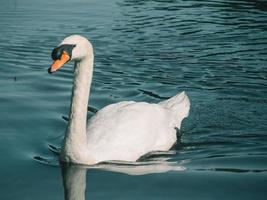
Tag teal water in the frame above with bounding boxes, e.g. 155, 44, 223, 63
0, 0, 267, 199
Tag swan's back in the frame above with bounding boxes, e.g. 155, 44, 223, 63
86, 92, 190, 163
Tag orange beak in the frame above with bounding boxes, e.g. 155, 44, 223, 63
49, 51, 70, 73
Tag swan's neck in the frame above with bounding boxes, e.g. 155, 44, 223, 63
68, 57, 93, 138
61, 55, 94, 163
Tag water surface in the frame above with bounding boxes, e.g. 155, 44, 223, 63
0, 0, 267, 199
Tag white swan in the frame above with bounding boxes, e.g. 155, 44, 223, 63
48, 35, 190, 165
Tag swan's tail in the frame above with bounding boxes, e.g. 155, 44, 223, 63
158, 91, 190, 128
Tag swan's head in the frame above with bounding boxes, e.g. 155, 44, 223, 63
48, 35, 93, 73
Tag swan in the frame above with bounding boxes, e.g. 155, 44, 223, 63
48, 35, 190, 165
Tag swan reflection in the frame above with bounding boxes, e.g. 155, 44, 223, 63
61, 163, 87, 200
61, 161, 186, 200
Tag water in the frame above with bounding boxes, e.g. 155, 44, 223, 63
0, 0, 267, 199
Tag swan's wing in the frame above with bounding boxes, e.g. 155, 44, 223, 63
86, 101, 177, 162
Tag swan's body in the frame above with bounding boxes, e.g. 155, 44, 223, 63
49, 35, 190, 165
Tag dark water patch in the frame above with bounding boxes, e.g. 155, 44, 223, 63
33, 155, 59, 167
88, 106, 99, 113
138, 89, 169, 100
181, 140, 239, 148
61, 115, 69, 122
48, 144, 61, 155
196, 168, 267, 173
